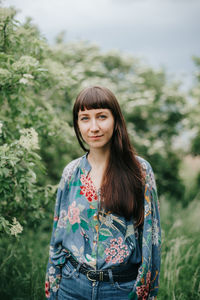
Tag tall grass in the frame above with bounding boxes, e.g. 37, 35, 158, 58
0, 228, 49, 300
159, 198, 200, 300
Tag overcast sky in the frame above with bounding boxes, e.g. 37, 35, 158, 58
3, 0, 200, 87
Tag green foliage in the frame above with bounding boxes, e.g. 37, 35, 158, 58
0, 131, 46, 234
189, 57, 200, 156
0, 7, 76, 236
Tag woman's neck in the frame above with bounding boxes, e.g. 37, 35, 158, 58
88, 148, 110, 170
87, 148, 110, 190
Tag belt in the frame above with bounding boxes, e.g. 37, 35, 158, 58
64, 250, 140, 282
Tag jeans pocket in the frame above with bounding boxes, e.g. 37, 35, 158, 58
114, 279, 136, 292
62, 260, 75, 278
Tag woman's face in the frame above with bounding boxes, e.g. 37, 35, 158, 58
78, 108, 115, 151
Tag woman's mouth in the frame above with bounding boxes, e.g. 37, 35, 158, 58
89, 135, 103, 140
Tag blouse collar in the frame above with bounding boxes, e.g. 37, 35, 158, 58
80, 153, 92, 176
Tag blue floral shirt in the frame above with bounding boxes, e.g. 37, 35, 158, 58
45, 154, 161, 300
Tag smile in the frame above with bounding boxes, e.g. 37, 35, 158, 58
89, 135, 103, 139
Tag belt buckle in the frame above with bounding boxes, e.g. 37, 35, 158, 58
86, 270, 104, 281
86, 270, 96, 282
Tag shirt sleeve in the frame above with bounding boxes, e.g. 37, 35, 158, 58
45, 157, 82, 299
45, 178, 64, 300
148, 166, 161, 299
129, 161, 161, 300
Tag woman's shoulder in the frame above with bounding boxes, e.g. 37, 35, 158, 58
61, 156, 83, 182
136, 155, 157, 190
136, 155, 153, 172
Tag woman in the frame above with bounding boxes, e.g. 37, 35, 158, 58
45, 86, 161, 300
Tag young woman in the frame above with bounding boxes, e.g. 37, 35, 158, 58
45, 86, 161, 300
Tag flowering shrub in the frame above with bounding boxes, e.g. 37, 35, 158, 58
0, 5, 194, 238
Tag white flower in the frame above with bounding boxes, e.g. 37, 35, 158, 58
10, 217, 23, 236
12, 55, 39, 72
105, 214, 113, 226
23, 74, 34, 79
49, 266, 55, 274
57, 210, 67, 228
52, 286, 59, 292
49, 275, 55, 284
18, 128, 39, 151
19, 74, 34, 85
19, 77, 29, 84
141, 162, 147, 171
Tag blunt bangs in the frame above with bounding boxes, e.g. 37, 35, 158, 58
73, 86, 113, 119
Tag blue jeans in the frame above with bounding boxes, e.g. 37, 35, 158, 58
58, 260, 136, 300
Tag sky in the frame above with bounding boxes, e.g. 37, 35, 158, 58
3, 0, 200, 87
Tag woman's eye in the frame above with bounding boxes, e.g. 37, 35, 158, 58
98, 115, 106, 119
80, 116, 89, 121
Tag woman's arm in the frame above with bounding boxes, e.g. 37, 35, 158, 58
129, 159, 161, 300
45, 179, 63, 299
45, 157, 81, 299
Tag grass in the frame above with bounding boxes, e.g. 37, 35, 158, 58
158, 155, 200, 300
159, 199, 200, 299
0, 227, 49, 300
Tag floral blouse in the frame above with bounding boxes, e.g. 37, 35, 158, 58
45, 154, 161, 300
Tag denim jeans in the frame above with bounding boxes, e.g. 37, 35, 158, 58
58, 259, 136, 300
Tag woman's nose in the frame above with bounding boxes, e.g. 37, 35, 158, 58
90, 119, 99, 131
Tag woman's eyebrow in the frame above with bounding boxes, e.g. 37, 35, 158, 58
78, 110, 108, 116
96, 111, 108, 115
78, 112, 89, 116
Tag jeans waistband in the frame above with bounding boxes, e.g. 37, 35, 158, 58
64, 250, 140, 283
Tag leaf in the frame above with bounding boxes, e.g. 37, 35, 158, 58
98, 244, 105, 258
71, 245, 79, 256
87, 208, 96, 218
66, 221, 71, 233
80, 219, 89, 230
99, 228, 112, 236
71, 179, 82, 186
99, 234, 109, 241
89, 219, 98, 228
72, 223, 79, 233
147, 219, 152, 225
76, 189, 81, 198
79, 246, 84, 254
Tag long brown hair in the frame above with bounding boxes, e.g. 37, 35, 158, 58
73, 86, 144, 226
